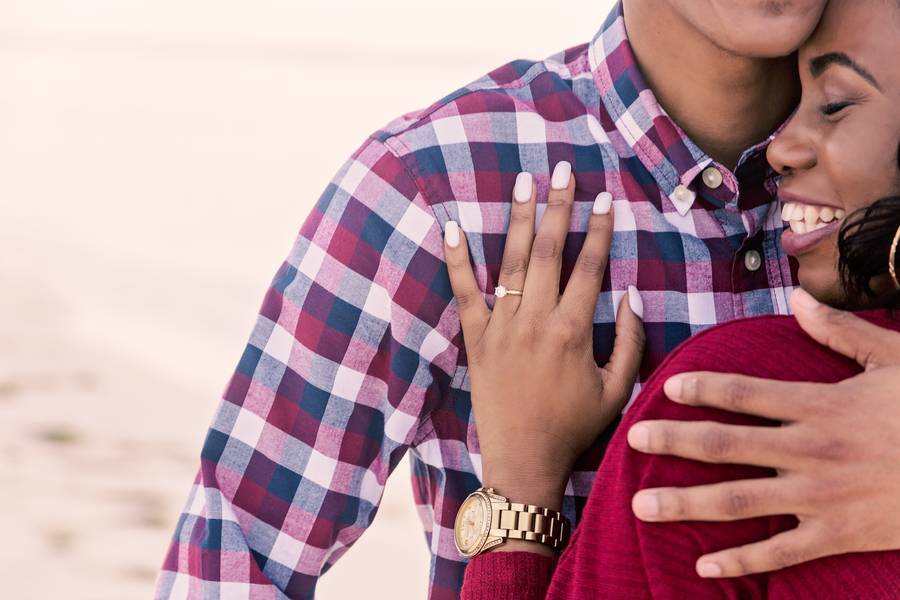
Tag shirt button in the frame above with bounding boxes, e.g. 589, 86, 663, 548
702, 166, 724, 189
673, 185, 693, 203
744, 249, 762, 272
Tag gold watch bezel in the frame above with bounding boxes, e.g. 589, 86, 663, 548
454, 489, 494, 557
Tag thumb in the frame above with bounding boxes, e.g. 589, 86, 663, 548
791, 288, 900, 369
601, 286, 646, 406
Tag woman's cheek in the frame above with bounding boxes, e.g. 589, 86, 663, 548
797, 241, 844, 305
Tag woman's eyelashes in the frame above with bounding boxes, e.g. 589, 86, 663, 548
819, 100, 854, 117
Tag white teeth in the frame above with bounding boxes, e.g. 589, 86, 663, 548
782, 200, 846, 235
781, 202, 794, 221
804, 205, 819, 227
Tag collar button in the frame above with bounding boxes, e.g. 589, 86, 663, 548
702, 166, 724, 190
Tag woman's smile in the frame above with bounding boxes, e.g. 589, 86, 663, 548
779, 190, 846, 255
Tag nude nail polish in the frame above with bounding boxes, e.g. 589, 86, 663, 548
445, 220, 460, 248
628, 285, 644, 319
550, 161, 572, 190
514, 172, 533, 203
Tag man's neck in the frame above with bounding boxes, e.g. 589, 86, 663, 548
623, 0, 800, 168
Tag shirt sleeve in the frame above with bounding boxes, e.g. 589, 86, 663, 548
154, 136, 461, 599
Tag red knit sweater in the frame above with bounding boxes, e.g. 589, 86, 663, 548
461, 312, 900, 599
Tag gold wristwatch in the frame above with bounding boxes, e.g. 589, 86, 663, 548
453, 487, 570, 558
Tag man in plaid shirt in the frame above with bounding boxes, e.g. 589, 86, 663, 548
156, 1, 830, 598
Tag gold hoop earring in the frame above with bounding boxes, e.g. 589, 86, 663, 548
889, 224, 900, 290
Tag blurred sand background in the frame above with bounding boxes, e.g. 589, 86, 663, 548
0, 1, 613, 597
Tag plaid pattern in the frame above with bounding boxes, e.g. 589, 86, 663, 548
156, 3, 797, 598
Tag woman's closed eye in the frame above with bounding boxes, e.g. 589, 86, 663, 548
819, 100, 854, 116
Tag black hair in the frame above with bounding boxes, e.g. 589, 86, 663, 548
836, 144, 900, 308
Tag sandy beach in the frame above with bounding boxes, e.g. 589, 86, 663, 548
0, 1, 610, 597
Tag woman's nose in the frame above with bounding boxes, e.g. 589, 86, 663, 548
767, 117, 817, 175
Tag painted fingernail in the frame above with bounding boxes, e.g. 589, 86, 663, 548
632, 492, 660, 519
445, 220, 460, 248
792, 288, 821, 311
664, 375, 684, 401
697, 562, 723, 578
627, 424, 650, 451
593, 191, 612, 215
550, 161, 572, 190
514, 172, 533, 203
627, 285, 644, 319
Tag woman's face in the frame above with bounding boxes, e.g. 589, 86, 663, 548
767, 0, 900, 305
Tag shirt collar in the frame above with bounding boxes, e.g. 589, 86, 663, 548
588, 2, 769, 215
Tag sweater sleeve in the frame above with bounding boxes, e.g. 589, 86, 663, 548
461, 552, 557, 600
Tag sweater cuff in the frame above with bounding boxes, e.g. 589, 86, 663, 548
461, 551, 556, 600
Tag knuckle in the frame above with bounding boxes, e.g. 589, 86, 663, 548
770, 543, 802, 570
445, 250, 468, 269
512, 314, 542, 344
575, 251, 608, 277
731, 553, 752, 577
659, 491, 688, 519
658, 424, 678, 454
701, 428, 735, 461
721, 488, 756, 518
823, 307, 852, 328
719, 552, 751, 577
454, 290, 482, 310
620, 325, 646, 351
587, 214, 611, 233
547, 190, 573, 206
722, 380, 754, 411
551, 315, 585, 348
797, 434, 850, 462
500, 253, 529, 277
509, 208, 533, 224
531, 236, 560, 260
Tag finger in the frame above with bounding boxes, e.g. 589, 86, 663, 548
444, 220, 490, 341
627, 420, 795, 469
493, 171, 537, 319
791, 288, 900, 369
631, 477, 801, 523
695, 526, 824, 578
520, 161, 575, 313
557, 191, 614, 324
663, 371, 824, 422
600, 290, 645, 410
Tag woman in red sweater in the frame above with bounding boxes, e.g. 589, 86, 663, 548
443, 0, 900, 597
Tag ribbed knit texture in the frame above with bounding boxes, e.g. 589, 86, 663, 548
462, 552, 556, 600
462, 311, 900, 599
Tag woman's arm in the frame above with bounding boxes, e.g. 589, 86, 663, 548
549, 311, 900, 599
625, 295, 900, 578
443, 164, 644, 593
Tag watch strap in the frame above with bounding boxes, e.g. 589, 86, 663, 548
490, 501, 569, 550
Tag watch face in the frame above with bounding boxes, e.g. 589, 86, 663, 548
454, 493, 490, 556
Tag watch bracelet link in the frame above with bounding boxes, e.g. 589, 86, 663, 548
491, 501, 570, 550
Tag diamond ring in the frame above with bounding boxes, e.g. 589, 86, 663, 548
494, 285, 523, 298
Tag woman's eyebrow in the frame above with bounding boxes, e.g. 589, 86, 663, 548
809, 52, 882, 91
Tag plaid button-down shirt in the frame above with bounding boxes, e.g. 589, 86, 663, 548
156, 3, 796, 598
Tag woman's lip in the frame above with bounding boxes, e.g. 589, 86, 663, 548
778, 190, 842, 210
781, 220, 841, 256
